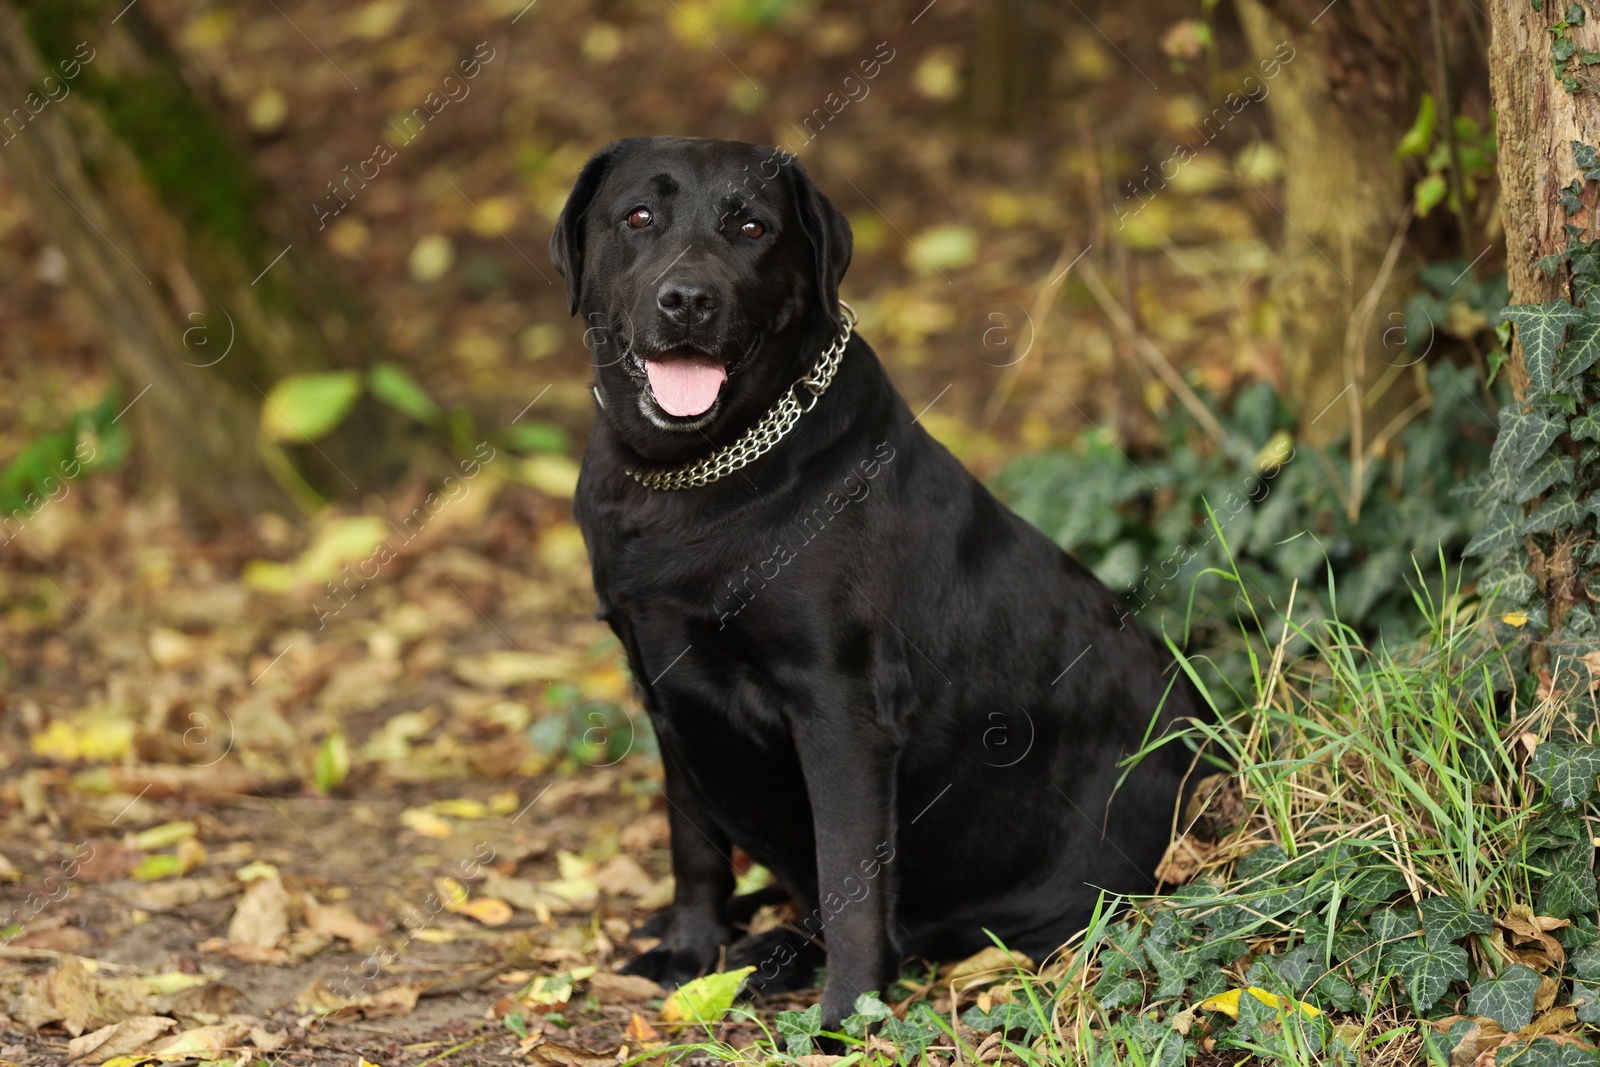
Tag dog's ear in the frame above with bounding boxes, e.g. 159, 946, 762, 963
550, 142, 624, 315
789, 159, 853, 323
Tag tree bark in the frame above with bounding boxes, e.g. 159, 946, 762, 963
0, 1, 405, 523
1235, 0, 1479, 446
1489, 0, 1600, 401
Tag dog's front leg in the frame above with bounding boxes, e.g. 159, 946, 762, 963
792, 700, 898, 1032
621, 740, 734, 986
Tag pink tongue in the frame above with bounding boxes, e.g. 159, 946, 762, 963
645, 357, 728, 417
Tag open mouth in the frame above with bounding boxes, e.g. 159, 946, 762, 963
642, 346, 728, 418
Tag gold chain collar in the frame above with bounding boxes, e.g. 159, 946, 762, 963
623, 302, 857, 491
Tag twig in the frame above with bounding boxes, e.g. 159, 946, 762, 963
982, 238, 1087, 425
1078, 259, 1230, 448
1340, 207, 1414, 521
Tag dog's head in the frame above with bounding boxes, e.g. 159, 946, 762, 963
550, 136, 852, 458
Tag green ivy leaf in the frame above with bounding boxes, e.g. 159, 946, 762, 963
841, 991, 893, 1039
961, 998, 1051, 1040
1466, 964, 1541, 1031
1560, 319, 1600, 381
1490, 405, 1569, 479
1389, 938, 1469, 1013
1574, 411, 1600, 443
775, 1004, 822, 1055
1144, 936, 1200, 998
1517, 454, 1577, 503
1523, 487, 1587, 534
1574, 944, 1600, 980
880, 1002, 947, 1056
1510, 1038, 1600, 1067
1535, 840, 1600, 919
1527, 743, 1600, 808
1571, 982, 1600, 1024
1418, 897, 1493, 948
1503, 302, 1585, 396
1463, 502, 1526, 558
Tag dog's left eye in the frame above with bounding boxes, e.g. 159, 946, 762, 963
740, 220, 765, 239
627, 208, 653, 229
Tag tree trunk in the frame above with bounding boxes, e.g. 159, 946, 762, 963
1235, 0, 1478, 447
0, 1, 405, 523
1489, 0, 1599, 400
1486, 0, 1600, 653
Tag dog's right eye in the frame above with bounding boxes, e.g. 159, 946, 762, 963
626, 208, 653, 229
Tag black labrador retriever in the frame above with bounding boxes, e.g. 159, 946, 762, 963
552, 136, 1198, 1028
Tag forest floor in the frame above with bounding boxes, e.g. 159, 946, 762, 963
0, 0, 1312, 1063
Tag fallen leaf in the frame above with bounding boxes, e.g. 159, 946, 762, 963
401, 808, 454, 838
659, 967, 754, 1023
305, 899, 383, 946
66, 1015, 175, 1062
126, 875, 239, 911
428, 798, 489, 819
588, 971, 664, 1004
591, 854, 655, 898
152, 1020, 250, 1055
517, 967, 596, 1008
453, 897, 513, 926
3, 956, 156, 1035
528, 1040, 621, 1067
130, 821, 197, 850
195, 937, 291, 964
228, 874, 290, 949
944, 945, 1033, 988
626, 1012, 662, 1043
452, 649, 577, 688
1198, 986, 1320, 1020
294, 977, 426, 1022
1154, 833, 1214, 885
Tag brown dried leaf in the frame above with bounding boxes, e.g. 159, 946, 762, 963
1155, 833, 1214, 886
529, 1039, 623, 1067
591, 854, 656, 898
66, 1014, 176, 1062
304, 899, 383, 947
588, 971, 665, 1004
228, 875, 290, 949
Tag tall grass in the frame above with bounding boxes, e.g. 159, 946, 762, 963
643, 547, 1564, 1067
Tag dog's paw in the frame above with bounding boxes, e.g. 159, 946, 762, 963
726, 928, 823, 995
619, 944, 716, 988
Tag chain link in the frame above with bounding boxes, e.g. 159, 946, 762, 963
626, 303, 856, 491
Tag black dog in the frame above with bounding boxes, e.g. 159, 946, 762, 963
552, 136, 1197, 1028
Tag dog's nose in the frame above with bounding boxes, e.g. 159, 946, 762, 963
657, 281, 719, 327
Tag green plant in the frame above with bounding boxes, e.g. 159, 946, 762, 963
991, 363, 1496, 700
1471, 138, 1600, 680
0, 389, 126, 525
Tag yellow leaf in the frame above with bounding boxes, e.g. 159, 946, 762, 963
142, 971, 212, 995
557, 850, 594, 880
454, 897, 513, 926
434, 876, 470, 907
132, 821, 197, 850
1503, 612, 1529, 627
660, 967, 755, 1023
31, 714, 135, 762
1199, 986, 1321, 1019
427, 798, 489, 819
235, 861, 279, 882
401, 808, 454, 838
